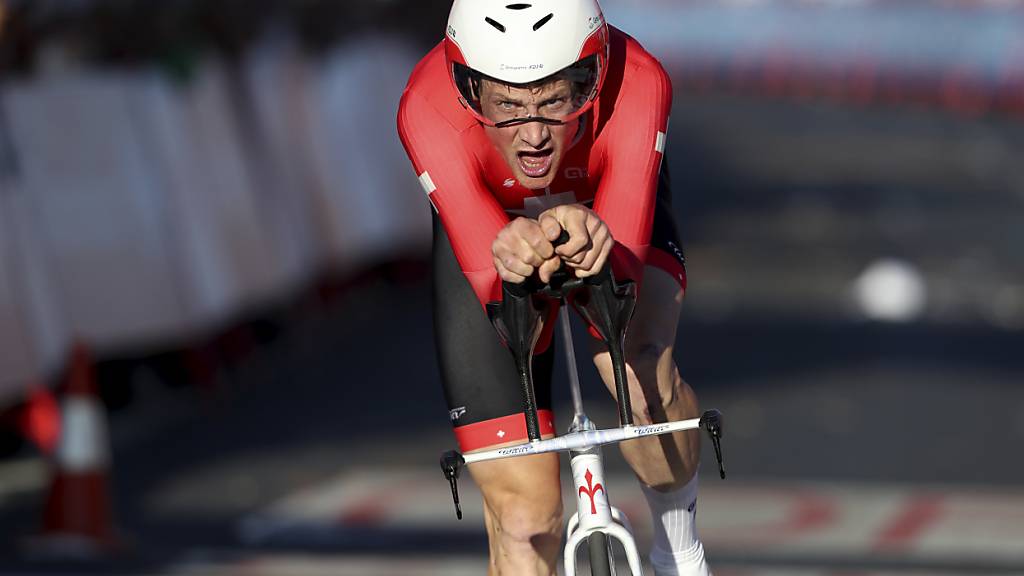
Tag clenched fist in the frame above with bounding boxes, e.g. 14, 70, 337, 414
492, 204, 614, 284
537, 204, 613, 278
491, 217, 563, 284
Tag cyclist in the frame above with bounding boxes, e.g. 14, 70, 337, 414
398, 1, 710, 574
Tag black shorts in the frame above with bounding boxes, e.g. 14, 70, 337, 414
432, 166, 686, 452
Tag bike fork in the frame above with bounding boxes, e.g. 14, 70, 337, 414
564, 446, 644, 576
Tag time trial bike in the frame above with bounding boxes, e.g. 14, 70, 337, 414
440, 235, 726, 575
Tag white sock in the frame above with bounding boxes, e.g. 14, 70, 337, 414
640, 473, 711, 576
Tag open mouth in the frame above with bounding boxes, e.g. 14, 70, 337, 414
517, 149, 554, 178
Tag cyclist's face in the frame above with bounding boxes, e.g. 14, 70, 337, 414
480, 78, 578, 189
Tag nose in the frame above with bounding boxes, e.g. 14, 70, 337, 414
517, 121, 550, 149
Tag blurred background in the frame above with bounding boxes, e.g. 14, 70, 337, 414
1, 0, 1023, 574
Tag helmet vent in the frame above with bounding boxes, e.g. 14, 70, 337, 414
505, 3, 531, 9
485, 17, 507, 33
533, 13, 553, 31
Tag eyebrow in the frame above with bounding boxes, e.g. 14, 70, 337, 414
492, 94, 525, 105
490, 90, 570, 105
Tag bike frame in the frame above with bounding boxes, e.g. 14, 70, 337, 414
440, 259, 724, 576
444, 308, 723, 575
474, 307, 669, 574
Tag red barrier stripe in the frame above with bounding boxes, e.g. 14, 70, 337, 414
875, 495, 944, 550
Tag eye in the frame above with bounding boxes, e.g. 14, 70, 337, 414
543, 97, 568, 109
499, 100, 518, 110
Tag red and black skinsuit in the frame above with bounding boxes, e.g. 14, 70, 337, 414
398, 27, 686, 452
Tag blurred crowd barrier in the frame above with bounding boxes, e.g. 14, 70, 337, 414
604, 0, 1024, 117
0, 5, 437, 406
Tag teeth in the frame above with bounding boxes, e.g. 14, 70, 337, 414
518, 150, 552, 177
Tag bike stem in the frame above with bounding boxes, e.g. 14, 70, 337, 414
559, 306, 586, 422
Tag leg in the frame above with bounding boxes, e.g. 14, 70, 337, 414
590, 265, 710, 575
432, 215, 563, 575
468, 453, 563, 576
591, 265, 699, 489
604, 163, 701, 489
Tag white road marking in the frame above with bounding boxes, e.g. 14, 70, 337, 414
237, 469, 1024, 567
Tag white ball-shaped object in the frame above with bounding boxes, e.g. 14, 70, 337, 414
853, 258, 927, 322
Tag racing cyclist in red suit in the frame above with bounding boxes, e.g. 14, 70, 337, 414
398, 1, 711, 574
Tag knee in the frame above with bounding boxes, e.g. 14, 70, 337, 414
625, 341, 683, 421
490, 491, 563, 550
625, 341, 667, 380
593, 341, 688, 423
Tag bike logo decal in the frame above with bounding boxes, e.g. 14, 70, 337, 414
579, 469, 605, 515
634, 423, 670, 437
498, 444, 535, 456
449, 406, 466, 421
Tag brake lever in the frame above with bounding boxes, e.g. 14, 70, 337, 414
699, 409, 726, 479
440, 450, 466, 519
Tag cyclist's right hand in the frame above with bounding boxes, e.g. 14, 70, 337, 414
492, 217, 562, 284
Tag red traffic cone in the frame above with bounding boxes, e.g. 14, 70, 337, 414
19, 383, 61, 455
29, 343, 120, 558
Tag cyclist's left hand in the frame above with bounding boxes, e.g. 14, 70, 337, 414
538, 204, 614, 278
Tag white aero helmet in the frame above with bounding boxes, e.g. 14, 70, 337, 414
444, 0, 610, 128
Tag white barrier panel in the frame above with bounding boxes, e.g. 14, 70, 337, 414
128, 61, 289, 332
240, 36, 321, 293
0, 203, 34, 402
125, 70, 228, 334
300, 35, 431, 273
0, 36, 434, 402
4, 70, 188, 353
173, 60, 288, 314
0, 179, 69, 404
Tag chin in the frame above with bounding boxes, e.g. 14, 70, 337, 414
517, 173, 555, 190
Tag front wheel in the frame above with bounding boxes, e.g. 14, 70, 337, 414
587, 531, 615, 576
